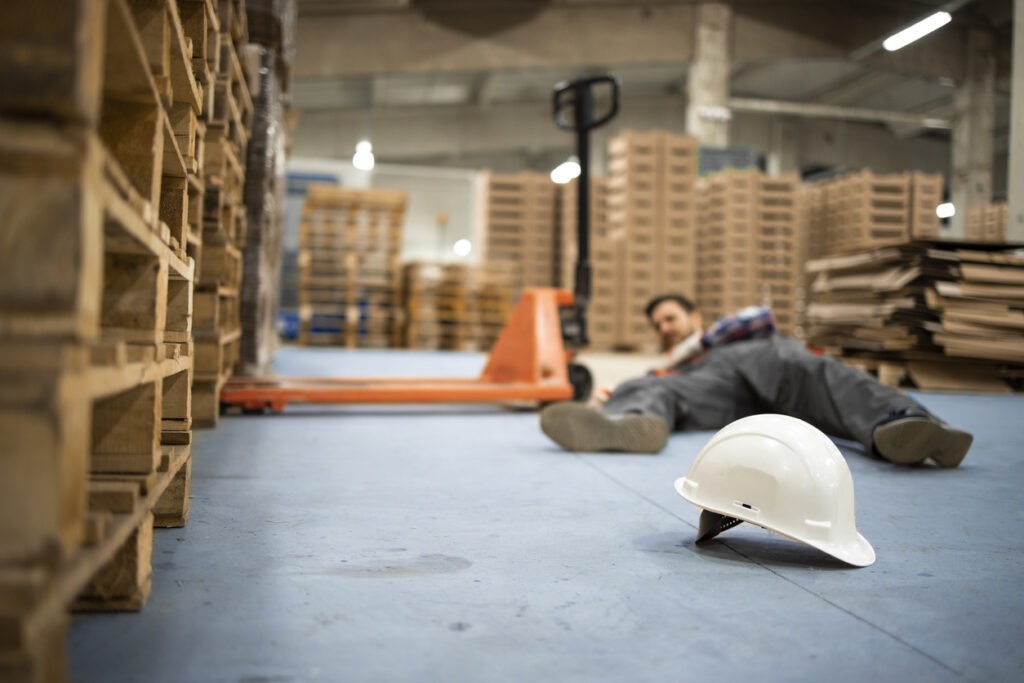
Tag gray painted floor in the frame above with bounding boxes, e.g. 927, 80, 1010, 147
68, 348, 1024, 683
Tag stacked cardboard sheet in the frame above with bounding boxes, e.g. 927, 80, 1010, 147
806, 240, 1024, 391
923, 247, 1024, 363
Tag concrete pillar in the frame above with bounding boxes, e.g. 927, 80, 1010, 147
766, 117, 800, 175
1008, 0, 1024, 241
686, 3, 732, 146
950, 29, 996, 237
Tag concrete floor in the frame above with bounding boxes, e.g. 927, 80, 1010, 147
68, 348, 1024, 683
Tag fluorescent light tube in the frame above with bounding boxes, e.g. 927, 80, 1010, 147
883, 11, 952, 52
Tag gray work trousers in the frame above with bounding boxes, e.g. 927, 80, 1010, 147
602, 337, 924, 450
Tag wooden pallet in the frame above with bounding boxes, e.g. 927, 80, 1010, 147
483, 171, 557, 291
0, 125, 194, 343
0, 441, 191, 681
967, 203, 1008, 243
296, 186, 407, 349
0, 5, 210, 675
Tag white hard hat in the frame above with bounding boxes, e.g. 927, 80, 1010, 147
674, 414, 876, 567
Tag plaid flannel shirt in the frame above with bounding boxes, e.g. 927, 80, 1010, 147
700, 305, 778, 350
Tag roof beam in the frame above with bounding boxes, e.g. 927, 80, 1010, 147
809, 68, 905, 105
728, 96, 952, 130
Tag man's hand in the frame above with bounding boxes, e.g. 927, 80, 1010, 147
586, 386, 612, 409
656, 331, 704, 370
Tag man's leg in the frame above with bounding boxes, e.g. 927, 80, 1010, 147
540, 358, 761, 454
604, 360, 765, 430
539, 376, 675, 453
722, 337, 972, 466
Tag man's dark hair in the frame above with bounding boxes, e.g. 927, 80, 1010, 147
645, 294, 698, 319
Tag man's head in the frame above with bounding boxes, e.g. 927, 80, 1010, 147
645, 294, 703, 351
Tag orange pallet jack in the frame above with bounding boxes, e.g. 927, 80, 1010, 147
220, 76, 620, 414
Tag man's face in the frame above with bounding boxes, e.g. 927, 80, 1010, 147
649, 300, 703, 351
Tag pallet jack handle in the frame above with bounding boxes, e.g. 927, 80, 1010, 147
553, 75, 620, 348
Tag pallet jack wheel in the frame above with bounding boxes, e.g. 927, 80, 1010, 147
567, 362, 593, 402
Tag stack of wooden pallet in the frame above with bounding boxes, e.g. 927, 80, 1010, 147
604, 130, 700, 351
398, 262, 515, 351
805, 240, 1024, 392
482, 171, 558, 292
400, 262, 444, 349
967, 202, 1009, 242
437, 264, 479, 351
696, 170, 803, 335
804, 170, 942, 256
192, 0, 253, 427
475, 268, 516, 350
581, 130, 700, 350
297, 185, 407, 348
801, 181, 830, 263
0, 1, 205, 678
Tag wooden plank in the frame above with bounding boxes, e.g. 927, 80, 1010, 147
88, 481, 139, 515
128, 0, 173, 105
0, 0, 107, 123
166, 0, 203, 113
105, 0, 163, 103
162, 366, 193, 423
0, 156, 105, 336
153, 457, 191, 527
74, 512, 154, 611
84, 512, 114, 546
100, 252, 168, 346
0, 343, 91, 565
91, 381, 161, 475
100, 100, 163, 213
159, 175, 189, 248
166, 275, 194, 342
191, 378, 222, 429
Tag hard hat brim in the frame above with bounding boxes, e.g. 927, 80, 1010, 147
677, 477, 877, 567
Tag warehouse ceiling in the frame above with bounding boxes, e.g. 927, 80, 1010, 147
289, 0, 1014, 172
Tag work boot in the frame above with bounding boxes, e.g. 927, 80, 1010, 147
872, 409, 973, 468
540, 402, 669, 454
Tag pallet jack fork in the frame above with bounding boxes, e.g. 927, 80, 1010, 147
220, 76, 620, 414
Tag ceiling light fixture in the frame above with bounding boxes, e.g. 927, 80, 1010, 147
936, 202, 955, 219
550, 157, 581, 185
882, 11, 952, 52
352, 140, 375, 171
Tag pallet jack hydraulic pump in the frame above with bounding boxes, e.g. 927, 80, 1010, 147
220, 75, 620, 413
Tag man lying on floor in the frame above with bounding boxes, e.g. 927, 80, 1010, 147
540, 294, 973, 467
